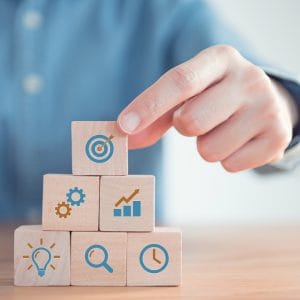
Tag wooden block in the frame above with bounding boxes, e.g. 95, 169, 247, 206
71, 232, 127, 286
14, 225, 70, 286
127, 227, 182, 286
99, 175, 155, 232
72, 121, 128, 175
42, 174, 99, 231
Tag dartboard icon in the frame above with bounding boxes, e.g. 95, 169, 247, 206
85, 134, 114, 163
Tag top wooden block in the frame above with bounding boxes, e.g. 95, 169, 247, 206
72, 121, 128, 175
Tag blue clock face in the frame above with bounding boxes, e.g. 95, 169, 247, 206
139, 243, 169, 273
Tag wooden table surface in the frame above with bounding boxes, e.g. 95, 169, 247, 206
0, 224, 299, 300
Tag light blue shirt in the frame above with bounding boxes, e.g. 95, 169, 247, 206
0, 0, 299, 220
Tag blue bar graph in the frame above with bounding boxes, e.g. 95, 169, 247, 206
113, 208, 122, 216
123, 205, 131, 216
133, 201, 141, 217
113, 200, 142, 217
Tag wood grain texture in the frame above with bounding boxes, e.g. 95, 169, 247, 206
71, 232, 127, 286
14, 225, 70, 286
2, 225, 300, 299
99, 175, 155, 232
42, 174, 100, 231
72, 121, 128, 176
127, 227, 182, 286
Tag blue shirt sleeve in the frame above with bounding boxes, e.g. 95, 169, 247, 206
1, 0, 300, 220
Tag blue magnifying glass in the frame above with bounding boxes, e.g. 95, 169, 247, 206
84, 244, 113, 273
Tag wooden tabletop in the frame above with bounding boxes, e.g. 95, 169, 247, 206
0, 224, 299, 300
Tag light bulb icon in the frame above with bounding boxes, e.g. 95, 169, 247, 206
31, 247, 51, 277
22, 239, 61, 278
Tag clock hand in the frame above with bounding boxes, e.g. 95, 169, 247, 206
152, 249, 162, 264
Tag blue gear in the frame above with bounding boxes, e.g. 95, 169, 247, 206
66, 187, 86, 206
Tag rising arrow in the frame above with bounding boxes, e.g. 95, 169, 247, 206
115, 189, 140, 207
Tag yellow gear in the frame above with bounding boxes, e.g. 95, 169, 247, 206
55, 201, 72, 218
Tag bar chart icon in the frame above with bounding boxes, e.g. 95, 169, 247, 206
113, 189, 142, 217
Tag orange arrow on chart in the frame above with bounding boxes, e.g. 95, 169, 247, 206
96, 134, 114, 152
115, 189, 140, 207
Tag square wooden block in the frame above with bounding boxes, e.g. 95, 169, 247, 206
72, 121, 128, 175
14, 225, 70, 286
99, 175, 155, 232
71, 232, 127, 286
127, 227, 182, 286
42, 174, 99, 231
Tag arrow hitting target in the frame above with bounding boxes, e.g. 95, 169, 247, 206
85, 134, 114, 163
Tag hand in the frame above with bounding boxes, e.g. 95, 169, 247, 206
117, 45, 299, 172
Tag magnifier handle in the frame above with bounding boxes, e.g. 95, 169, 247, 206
104, 263, 113, 273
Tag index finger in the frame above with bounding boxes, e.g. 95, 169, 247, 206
118, 46, 236, 134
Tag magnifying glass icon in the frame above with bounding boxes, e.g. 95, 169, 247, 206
84, 244, 113, 273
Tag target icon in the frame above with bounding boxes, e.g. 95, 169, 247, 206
85, 134, 114, 163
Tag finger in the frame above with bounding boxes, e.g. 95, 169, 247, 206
220, 134, 283, 172
127, 110, 173, 150
197, 106, 264, 162
173, 76, 243, 137
118, 45, 241, 134
270, 153, 284, 164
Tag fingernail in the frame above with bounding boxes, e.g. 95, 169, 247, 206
119, 111, 141, 133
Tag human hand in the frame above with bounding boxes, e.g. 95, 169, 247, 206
117, 45, 299, 172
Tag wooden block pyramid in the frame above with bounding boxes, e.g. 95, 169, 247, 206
14, 121, 182, 286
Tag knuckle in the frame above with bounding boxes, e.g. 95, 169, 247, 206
174, 106, 212, 136
214, 44, 240, 60
173, 111, 200, 136
256, 95, 285, 127
242, 67, 270, 96
272, 152, 284, 163
221, 160, 240, 173
270, 124, 291, 150
261, 124, 291, 162
197, 140, 218, 162
140, 97, 161, 116
242, 68, 279, 109
168, 65, 197, 93
244, 65, 267, 82
264, 101, 292, 143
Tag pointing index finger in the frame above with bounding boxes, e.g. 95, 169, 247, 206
118, 46, 234, 134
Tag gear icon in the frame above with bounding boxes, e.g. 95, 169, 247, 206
66, 187, 86, 207
55, 201, 72, 218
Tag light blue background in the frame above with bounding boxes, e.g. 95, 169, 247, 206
0, 0, 298, 221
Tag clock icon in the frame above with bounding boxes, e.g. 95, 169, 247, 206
139, 243, 169, 273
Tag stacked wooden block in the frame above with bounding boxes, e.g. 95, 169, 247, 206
14, 121, 182, 286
